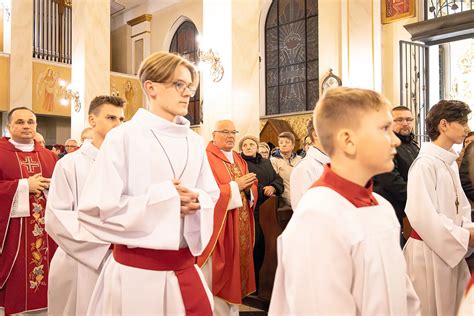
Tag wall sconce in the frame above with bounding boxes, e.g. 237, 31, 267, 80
59, 80, 81, 112
197, 48, 224, 82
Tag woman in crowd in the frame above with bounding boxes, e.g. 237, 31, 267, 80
240, 135, 284, 293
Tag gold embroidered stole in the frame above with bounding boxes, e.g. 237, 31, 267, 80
223, 161, 253, 295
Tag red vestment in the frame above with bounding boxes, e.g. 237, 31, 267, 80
0, 137, 57, 315
197, 142, 257, 304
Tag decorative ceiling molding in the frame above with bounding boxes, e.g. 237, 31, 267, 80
127, 14, 152, 26
404, 10, 474, 46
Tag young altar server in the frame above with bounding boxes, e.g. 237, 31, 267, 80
404, 100, 474, 316
45, 95, 125, 315
76, 52, 220, 315
269, 87, 421, 315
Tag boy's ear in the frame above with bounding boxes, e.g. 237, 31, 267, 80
88, 114, 96, 127
335, 128, 356, 156
438, 119, 448, 134
143, 81, 157, 99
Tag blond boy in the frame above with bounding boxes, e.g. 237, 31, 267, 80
269, 87, 420, 315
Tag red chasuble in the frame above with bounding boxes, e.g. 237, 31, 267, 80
0, 137, 57, 315
197, 142, 258, 304
311, 165, 378, 208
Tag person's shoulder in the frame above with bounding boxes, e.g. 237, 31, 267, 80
187, 129, 205, 145
297, 186, 353, 216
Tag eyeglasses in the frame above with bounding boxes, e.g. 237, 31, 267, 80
214, 130, 239, 136
393, 117, 414, 123
155, 80, 197, 97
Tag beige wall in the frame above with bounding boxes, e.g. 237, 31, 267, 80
0, 7, 3, 52
111, 24, 131, 73
381, 15, 419, 106
0, 54, 9, 112
150, 0, 203, 52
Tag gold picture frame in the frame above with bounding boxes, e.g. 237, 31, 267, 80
382, 0, 416, 24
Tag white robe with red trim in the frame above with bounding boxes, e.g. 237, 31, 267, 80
77, 109, 220, 315
269, 187, 420, 316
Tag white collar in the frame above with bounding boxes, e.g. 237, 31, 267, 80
305, 146, 330, 165
131, 108, 190, 137
9, 139, 34, 152
221, 150, 235, 164
419, 142, 457, 164
78, 140, 99, 161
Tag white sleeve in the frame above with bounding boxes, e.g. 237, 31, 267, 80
10, 179, 30, 218
290, 162, 316, 209
405, 159, 470, 268
183, 151, 219, 256
77, 132, 182, 250
45, 159, 110, 270
269, 209, 356, 315
227, 180, 243, 210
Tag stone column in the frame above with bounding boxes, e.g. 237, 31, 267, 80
201, 0, 260, 144
71, 0, 110, 141
5, 0, 33, 109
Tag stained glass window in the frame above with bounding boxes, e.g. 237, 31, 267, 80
170, 21, 201, 125
265, 0, 319, 115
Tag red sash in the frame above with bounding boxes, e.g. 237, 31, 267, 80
410, 230, 423, 241
113, 245, 212, 316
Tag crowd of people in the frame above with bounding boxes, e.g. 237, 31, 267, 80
0, 51, 473, 316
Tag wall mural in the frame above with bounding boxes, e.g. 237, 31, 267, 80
110, 74, 143, 121
0, 55, 9, 112
33, 62, 71, 116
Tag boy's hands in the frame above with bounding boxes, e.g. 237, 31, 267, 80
173, 180, 200, 217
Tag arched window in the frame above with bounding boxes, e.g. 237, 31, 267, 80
265, 0, 319, 115
169, 21, 201, 125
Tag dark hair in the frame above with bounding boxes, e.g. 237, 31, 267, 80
278, 131, 295, 144
425, 100, 471, 141
7, 107, 35, 123
464, 131, 474, 147
89, 95, 125, 115
392, 105, 411, 112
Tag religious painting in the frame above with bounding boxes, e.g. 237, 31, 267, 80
382, 0, 416, 24
110, 74, 144, 121
0, 55, 9, 112
33, 61, 71, 116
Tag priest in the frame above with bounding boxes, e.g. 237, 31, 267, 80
0, 107, 57, 315
198, 119, 258, 316
45, 96, 125, 315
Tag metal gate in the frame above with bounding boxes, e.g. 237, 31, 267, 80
399, 40, 430, 144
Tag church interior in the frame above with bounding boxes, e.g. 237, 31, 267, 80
0, 0, 473, 314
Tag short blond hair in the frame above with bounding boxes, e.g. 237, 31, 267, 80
138, 52, 199, 91
314, 87, 391, 156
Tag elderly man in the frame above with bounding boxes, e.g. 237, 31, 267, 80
64, 138, 78, 154
34, 132, 46, 148
0, 107, 57, 315
373, 105, 419, 246
198, 119, 258, 316
80, 127, 93, 143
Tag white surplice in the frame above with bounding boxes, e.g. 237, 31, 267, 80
45, 140, 111, 316
290, 146, 330, 209
77, 109, 220, 315
269, 187, 420, 316
404, 142, 473, 316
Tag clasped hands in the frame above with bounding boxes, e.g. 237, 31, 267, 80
28, 173, 50, 196
236, 173, 257, 192
173, 179, 200, 217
